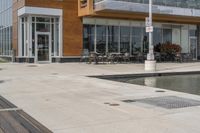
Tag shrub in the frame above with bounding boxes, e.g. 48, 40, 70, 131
160, 42, 182, 54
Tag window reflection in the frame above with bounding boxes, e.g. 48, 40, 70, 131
132, 27, 143, 53
83, 25, 94, 52
0, 0, 12, 56
83, 20, 198, 57
96, 25, 106, 54
108, 26, 119, 53
120, 26, 130, 53
95, 0, 200, 10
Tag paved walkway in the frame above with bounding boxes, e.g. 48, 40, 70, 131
0, 62, 200, 133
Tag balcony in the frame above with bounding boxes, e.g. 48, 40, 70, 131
94, 0, 200, 17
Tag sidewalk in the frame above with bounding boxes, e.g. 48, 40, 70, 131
0, 62, 200, 133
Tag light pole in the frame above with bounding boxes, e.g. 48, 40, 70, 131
145, 0, 156, 71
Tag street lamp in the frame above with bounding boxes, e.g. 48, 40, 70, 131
145, 0, 156, 71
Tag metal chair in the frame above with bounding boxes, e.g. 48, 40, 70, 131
89, 52, 99, 64
123, 52, 130, 63
80, 49, 89, 63
174, 53, 182, 63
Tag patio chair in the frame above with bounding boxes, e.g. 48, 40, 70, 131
154, 52, 161, 62
97, 53, 107, 64
80, 49, 89, 63
89, 52, 99, 64
136, 52, 144, 63
174, 53, 182, 63
122, 52, 130, 63
182, 53, 192, 62
107, 53, 115, 64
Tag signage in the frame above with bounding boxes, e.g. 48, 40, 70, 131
80, 0, 87, 8
145, 17, 151, 27
146, 26, 153, 33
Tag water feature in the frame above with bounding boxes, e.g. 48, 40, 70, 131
124, 74, 200, 95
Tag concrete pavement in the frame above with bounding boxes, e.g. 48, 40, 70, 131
0, 62, 200, 133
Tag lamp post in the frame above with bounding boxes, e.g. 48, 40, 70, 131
145, 0, 156, 71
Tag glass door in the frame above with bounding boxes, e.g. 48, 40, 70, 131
190, 37, 197, 60
36, 34, 50, 62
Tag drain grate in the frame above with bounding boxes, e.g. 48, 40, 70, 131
122, 96, 200, 109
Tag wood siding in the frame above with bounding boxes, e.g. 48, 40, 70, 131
13, 0, 83, 56
78, 0, 94, 16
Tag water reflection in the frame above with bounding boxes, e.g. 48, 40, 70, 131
144, 77, 157, 87
126, 74, 200, 95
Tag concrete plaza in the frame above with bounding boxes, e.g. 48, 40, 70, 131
0, 62, 200, 133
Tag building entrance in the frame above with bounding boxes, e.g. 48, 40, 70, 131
36, 34, 51, 62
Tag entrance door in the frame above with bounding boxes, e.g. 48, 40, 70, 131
190, 37, 197, 60
36, 34, 50, 62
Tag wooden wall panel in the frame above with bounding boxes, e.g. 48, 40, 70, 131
13, 0, 83, 57
78, 0, 94, 16
62, 1, 83, 56
25, 0, 83, 56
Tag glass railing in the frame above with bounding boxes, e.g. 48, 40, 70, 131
94, 0, 200, 10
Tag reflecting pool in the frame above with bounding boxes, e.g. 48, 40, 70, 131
124, 74, 200, 95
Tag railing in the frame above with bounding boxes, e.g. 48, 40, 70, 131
94, 0, 200, 10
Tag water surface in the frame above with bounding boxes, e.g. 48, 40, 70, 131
124, 74, 200, 95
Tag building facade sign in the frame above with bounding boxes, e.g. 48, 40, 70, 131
80, 0, 87, 8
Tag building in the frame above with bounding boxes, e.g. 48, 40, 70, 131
0, 0, 12, 58
0, 0, 200, 63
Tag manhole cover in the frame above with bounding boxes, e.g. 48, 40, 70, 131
27, 65, 38, 67
122, 96, 200, 109
52, 73, 58, 75
109, 103, 120, 106
155, 90, 166, 93
122, 100, 136, 103
0, 80, 5, 84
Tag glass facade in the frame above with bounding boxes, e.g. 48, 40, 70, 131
0, 0, 12, 56
19, 16, 60, 59
83, 18, 198, 58
95, 0, 200, 10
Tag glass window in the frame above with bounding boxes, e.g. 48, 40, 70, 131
108, 26, 119, 53
32, 23, 35, 56
190, 30, 197, 37
22, 23, 24, 56
163, 29, 172, 43
181, 27, 189, 53
153, 28, 162, 46
172, 27, 181, 45
36, 17, 50, 23
120, 26, 130, 53
132, 27, 143, 53
0, 0, 12, 56
55, 22, 59, 56
96, 25, 106, 54
83, 25, 95, 52
36, 23, 50, 32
